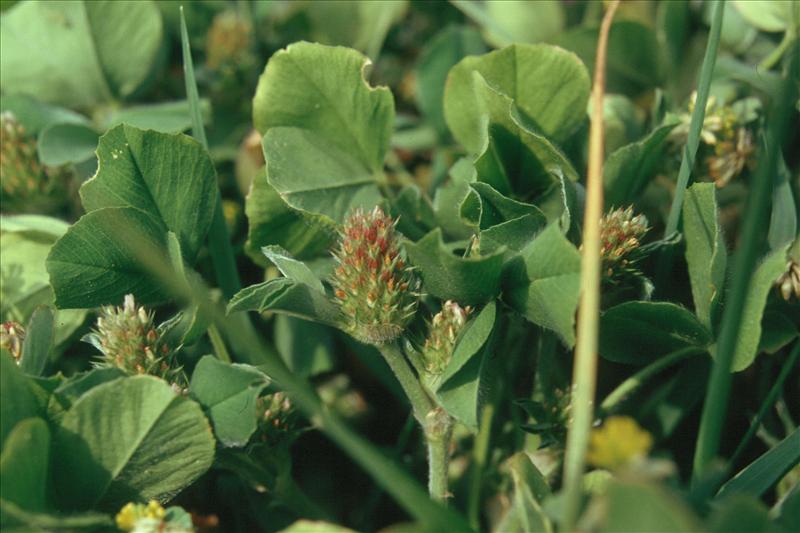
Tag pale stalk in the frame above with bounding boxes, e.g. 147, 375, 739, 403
561, 2, 619, 530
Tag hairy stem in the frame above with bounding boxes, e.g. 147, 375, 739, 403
562, 2, 619, 530
426, 407, 454, 503
377, 342, 436, 422
378, 342, 454, 503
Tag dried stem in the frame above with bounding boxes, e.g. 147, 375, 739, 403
561, 1, 619, 530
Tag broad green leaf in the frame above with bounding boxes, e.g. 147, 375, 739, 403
416, 25, 486, 136
0, 216, 86, 345
389, 184, 438, 242
640, 360, 709, 440
0, 501, 111, 531
0, 418, 49, 512
683, 183, 727, 330
0, 353, 41, 450
767, 157, 797, 251
503, 224, 581, 346
776, 483, 800, 532
601, 94, 645, 155
79, 124, 217, 262
301, 0, 408, 60
504, 452, 551, 503
19, 306, 54, 377
433, 160, 476, 240
708, 494, 776, 533
253, 43, 394, 223
718, 427, 800, 499
454, 0, 565, 49
228, 278, 342, 327
47, 207, 168, 308
0, 0, 163, 108
190, 356, 270, 448
604, 123, 677, 209
53, 376, 215, 510
263, 126, 384, 225
244, 169, 332, 266
461, 182, 546, 231
496, 451, 552, 532
556, 21, 664, 96
599, 302, 712, 365
36, 122, 99, 166
730, 245, 790, 372
104, 100, 210, 134
275, 316, 336, 378
262, 246, 325, 294
470, 73, 580, 200
405, 229, 505, 305
460, 183, 547, 252
53, 369, 126, 402
759, 309, 799, 354
732, 0, 800, 32
601, 481, 700, 532
444, 44, 590, 152
0, 94, 88, 135
436, 302, 497, 428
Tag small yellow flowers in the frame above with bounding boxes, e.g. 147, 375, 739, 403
587, 416, 653, 470
115, 500, 166, 531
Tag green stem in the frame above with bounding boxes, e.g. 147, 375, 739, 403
663, 0, 724, 238
468, 404, 494, 528
758, 30, 794, 72
729, 343, 800, 467
562, 2, 618, 530
207, 323, 232, 363
377, 342, 436, 423
599, 347, 705, 415
377, 342, 455, 503
692, 43, 798, 482
426, 408, 454, 503
113, 222, 470, 529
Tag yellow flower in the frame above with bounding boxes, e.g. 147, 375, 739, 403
587, 416, 653, 470
115, 500, 165, 531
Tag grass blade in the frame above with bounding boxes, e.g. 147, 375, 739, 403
729, 342, 800, 467
692, 40, 799, 482
718, 427, 800, 500
663, 0, 724, 238
180, 6, 241, 299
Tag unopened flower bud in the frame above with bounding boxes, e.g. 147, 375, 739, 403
256, 391, 298, 444
422, 301, 471, 379
331, 207, 418, 345
0, 321, 25, 363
